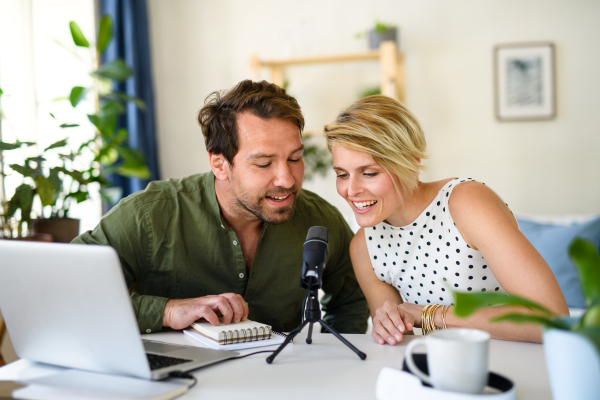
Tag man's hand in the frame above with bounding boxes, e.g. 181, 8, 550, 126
372, 300, 415, 345
162, 293, 249, 330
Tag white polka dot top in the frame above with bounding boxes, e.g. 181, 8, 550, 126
365, 178, 506, 306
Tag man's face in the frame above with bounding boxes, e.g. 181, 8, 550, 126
227, 112, 304, 225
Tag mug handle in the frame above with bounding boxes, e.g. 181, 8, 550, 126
404, 338, 432, 385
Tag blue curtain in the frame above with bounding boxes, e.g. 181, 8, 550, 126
101, 0, 160, 200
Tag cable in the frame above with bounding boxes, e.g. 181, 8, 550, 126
168, 371, 198, 389
227, 350, 275, 360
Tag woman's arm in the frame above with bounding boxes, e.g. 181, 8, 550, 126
350, 229, 414, 345
432, 181, 568, 342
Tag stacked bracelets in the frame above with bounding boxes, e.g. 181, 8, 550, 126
421, 304, 450, 335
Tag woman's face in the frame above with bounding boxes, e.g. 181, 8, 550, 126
332, 146, 402, 227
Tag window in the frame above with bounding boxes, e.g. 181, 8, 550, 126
0, 0, 101, 233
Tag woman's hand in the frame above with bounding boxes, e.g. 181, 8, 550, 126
372, 300, 415, 345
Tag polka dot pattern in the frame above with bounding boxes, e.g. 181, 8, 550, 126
365, 178, 506, 305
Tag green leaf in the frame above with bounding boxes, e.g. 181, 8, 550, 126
97, 147, 119, 165
60, 123, 80, 128
55, 167, 88, 185
69, 21, 90, 47
49, 168, 62, 193
0, 87, 3, 95
69, 86, 86, 107
582, 304, 600, 327
7, 184, 34, 222
93, 59, 132, 82
116, 164, 151, 179
117, 147, 146, 166
104, 92, 146, 110
492, 313, 570, 329
569, 238, 600, 307
453, 291, 555, 317
101, 100, 126, 116
96, 16, 112, 53
44, 138, 68, 152
88, 113, 117, 137
34, 175, 56, 207
9, 164, 36, 177
66, 190, 89, 203
0, 141, 21, 150
116, 147, 151, 179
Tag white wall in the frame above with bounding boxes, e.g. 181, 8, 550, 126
147, 0, 600, 215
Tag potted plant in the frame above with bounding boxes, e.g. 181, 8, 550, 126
0, 137, 82, 241
357, 21, 398, 50
453, 238, 600, 400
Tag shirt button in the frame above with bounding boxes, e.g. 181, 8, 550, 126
146, 329, 151, 333
239, 273, 245, 279
233, 240, 238, 245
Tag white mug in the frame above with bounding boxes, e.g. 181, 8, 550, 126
404, 328, 490, 394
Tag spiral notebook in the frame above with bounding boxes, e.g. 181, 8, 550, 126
188, 318, 275, 344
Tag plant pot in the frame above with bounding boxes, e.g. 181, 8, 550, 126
543, 327, 600, 400
368, 28, 398, 50
32, 218, 80, 243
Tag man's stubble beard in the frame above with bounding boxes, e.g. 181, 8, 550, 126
229, 176, 299, 225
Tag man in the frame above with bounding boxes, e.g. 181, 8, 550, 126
73, 80, 369, 334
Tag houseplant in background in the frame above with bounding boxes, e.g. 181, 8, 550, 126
356, 21, 398, 50
453, 238, 600, 400
302, 134, 332, 181
0, 16, 149, 242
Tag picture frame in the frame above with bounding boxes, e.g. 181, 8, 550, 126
494, 42, 556, 121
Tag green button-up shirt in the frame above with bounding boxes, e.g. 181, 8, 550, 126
73, 172, 368, 334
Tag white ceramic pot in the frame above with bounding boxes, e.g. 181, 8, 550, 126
543, 328, 600, 400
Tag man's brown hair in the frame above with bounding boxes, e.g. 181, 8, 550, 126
197, 80, 305, 164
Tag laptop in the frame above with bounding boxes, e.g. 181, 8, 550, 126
0, 240, 238, 380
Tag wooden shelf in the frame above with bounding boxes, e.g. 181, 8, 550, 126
256, 50, 380, 67
249, 41, 405, 103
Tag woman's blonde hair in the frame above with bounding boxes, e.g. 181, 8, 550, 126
323, 95, 427, 200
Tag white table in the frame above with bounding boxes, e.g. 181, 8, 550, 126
0, 331, 552, 399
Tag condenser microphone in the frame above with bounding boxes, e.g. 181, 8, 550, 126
300, 226, 329, 289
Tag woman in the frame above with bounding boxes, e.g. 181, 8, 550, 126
323, 95, 568, 344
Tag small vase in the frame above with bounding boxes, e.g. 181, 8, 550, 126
543, 327, 600, 400
368, 28, 398, 50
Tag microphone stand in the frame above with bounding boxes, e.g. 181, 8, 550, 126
266, 284, 367, 364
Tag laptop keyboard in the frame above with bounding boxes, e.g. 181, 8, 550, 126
146, 353, 193, 371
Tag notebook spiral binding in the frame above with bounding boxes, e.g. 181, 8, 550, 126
222, 326, 273, 344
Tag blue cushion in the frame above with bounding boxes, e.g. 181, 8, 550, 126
517, 216, 600, 308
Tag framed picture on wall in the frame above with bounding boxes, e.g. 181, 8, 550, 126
494, 42, 556, 121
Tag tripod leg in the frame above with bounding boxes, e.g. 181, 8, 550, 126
318, 320, 367, 360
306, 322, 314, 344
266, 320, 308, 364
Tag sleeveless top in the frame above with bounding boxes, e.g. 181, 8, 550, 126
365, 178, 506, 306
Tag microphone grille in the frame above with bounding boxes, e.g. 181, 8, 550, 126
306, 226, 329, 242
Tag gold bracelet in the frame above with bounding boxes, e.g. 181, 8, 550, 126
442, 305, 449, 330
420, 305, 431, 335
427, 304, 441, 334
421, 304, 442, 335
